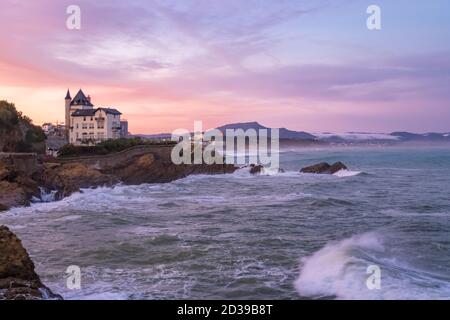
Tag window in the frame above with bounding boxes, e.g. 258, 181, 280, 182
90, 117, 93, 121
82, 123, 88, 129
83, 117, 86, 121
89, 123, 95, 129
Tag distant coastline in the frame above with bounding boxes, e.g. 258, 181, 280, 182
134, 121, 450, 147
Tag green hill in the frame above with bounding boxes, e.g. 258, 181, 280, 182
0, 100, 46, 153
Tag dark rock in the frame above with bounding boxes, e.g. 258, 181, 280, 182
329, 161, 348, 174
43, 162, 61, 170
108, 152, 237, 184
0, 181, 29, 211
300, 162, 331, 174
0, 226, 61, 300
0, 162, 9, 180
0, 156, 41, 210
249, 164, 264, 174
39, 162, 118, 198
300, 161, 348, 174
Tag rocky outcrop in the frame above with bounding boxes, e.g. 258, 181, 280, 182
112, 154, 236, 184
329, 161, 348, 174
249, 164, 264, 174
300, 161, 348, 174
300, 162, 330, 174
0, 154, 41, 210
0, 146, 239, 211
0, 226, 61, 300
0, 181, 29, 209
40, 162, 118, 199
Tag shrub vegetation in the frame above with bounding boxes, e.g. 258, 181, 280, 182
0, 100, 46, 153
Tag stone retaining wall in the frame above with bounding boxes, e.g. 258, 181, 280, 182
0, 152, 38, 175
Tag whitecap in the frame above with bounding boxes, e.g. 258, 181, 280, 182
333, 169, 362, 177
294, 232, 384, 299
294, 232, 450, 300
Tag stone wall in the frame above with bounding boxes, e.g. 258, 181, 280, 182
0, 153, 39, 176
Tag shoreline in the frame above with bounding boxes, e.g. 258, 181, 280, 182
0, 146, 238, 213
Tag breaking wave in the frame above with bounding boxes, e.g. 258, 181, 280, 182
295, 232, 450, 300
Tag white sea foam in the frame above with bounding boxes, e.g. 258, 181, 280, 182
294, 232, 384, 299
51, 265, 197, 300
259, 167, 300, 177
333, 169, 362, 177
295, 232, 450, 300
314, 132, 400, 141
52, 214, 83, 222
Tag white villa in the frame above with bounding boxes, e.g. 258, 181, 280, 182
65, 89, 126, 145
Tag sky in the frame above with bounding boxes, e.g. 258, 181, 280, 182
0, 0, 449, 134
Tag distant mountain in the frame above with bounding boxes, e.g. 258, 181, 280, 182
134, 122, 450, 145
216, 121, 267, 132
134, 133, 173, 140
216, 122, 317, 140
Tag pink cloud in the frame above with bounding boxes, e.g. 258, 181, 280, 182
0, 0, 449, 133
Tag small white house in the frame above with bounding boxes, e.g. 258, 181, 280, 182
42, 123, 55, 135
65, 89, 124, 145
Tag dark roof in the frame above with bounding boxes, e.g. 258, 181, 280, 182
65, 89, 71, 100
70, 89, 94, 107
102, 108, 122, 115
71, 109, 97, 117
71, 108, 122, 117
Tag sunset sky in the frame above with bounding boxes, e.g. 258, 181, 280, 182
0, 0, 449, 134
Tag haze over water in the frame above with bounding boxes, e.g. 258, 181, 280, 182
1, 146, 450, 299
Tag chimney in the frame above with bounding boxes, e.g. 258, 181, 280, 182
87, 95, 91, 103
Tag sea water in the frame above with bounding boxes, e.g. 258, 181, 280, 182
1, 146, 449, 300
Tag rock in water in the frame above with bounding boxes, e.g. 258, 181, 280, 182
249, 164, 264, 174
300, 161, 348, 174
0, 226, 61, 300
329, 161, 348, 174
300, 162, 331, 174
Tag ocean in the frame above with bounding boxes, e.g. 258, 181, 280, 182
1, 146, 450, 300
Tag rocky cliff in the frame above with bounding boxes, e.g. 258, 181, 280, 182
0, 146, 237, 211
0, 153, 41, 211
0, 226, 61, 300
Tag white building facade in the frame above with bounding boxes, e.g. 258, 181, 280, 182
65, 89, 124, 145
